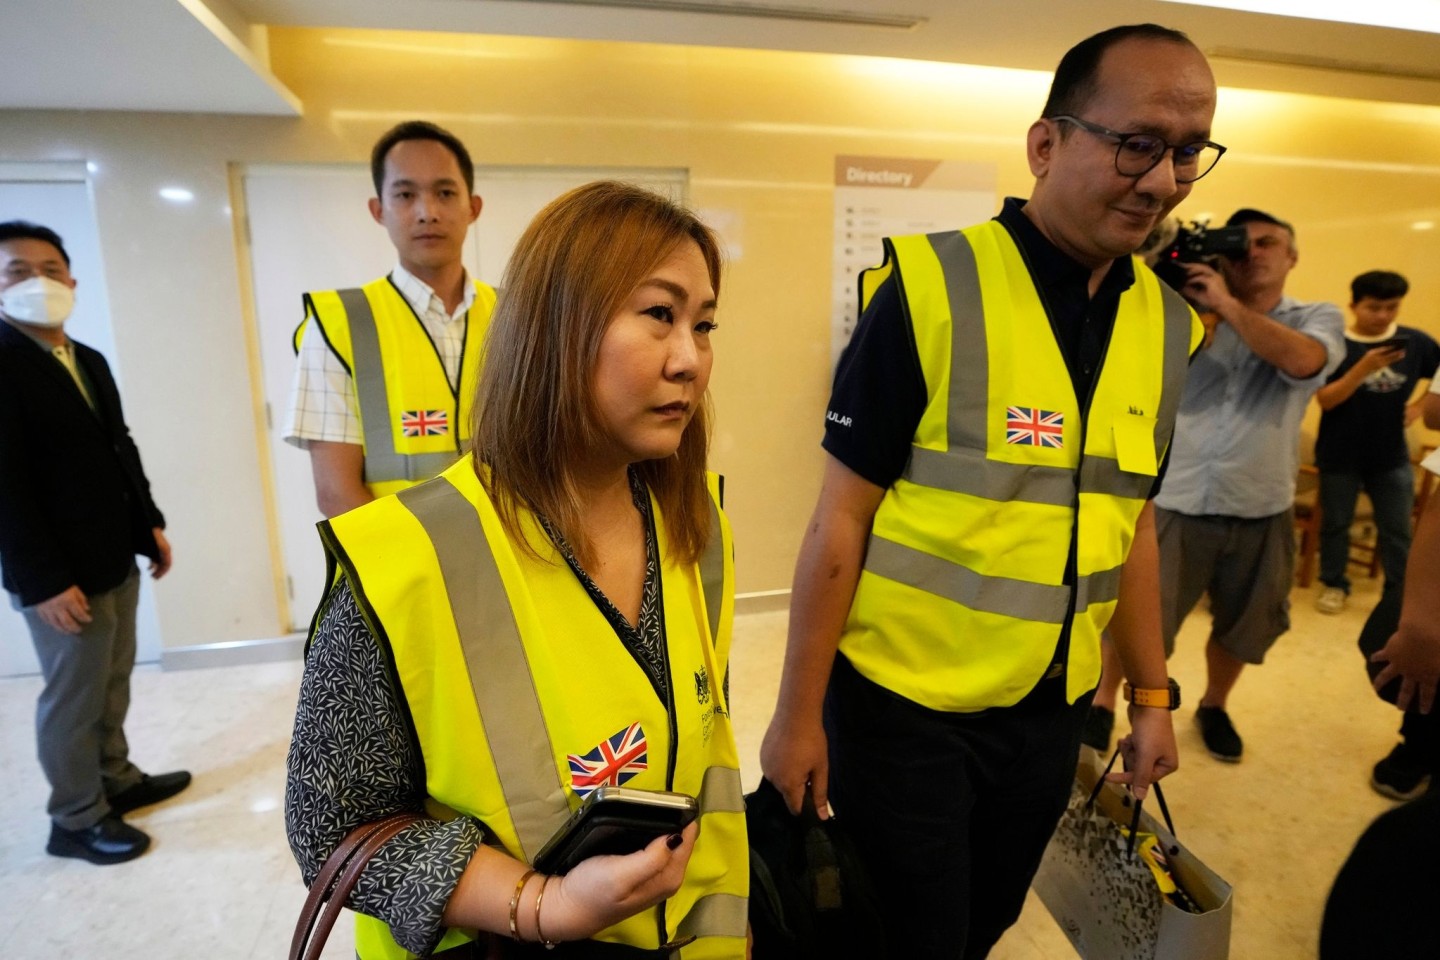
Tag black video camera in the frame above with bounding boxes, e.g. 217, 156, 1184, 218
1146, 220, 1250, 294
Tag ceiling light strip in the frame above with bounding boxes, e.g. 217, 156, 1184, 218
500, 0, 925, 29
1211, 47, 1440, 82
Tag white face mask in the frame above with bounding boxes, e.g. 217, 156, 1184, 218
0, 275, 75, 328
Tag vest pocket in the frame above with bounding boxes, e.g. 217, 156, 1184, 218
1112, 415, 1158, 476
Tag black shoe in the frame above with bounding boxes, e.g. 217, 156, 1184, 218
1195, 706, 1243, 762
1371, 743, 1432, 802
1081, 705, 1115, 752
108, 770, 192, 815
47, 815, 150, 865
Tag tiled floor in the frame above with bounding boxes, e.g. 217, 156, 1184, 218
0, 575, 1406, 958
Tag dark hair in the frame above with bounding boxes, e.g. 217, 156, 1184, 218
369, 120, 475, 196
474, 180, 722, 569
0, 220, 70, 266
1042, 24, 1196, 119
1352, 270, 1409, 302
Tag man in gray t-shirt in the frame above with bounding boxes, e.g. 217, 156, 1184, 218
1088, 208, 1344, 762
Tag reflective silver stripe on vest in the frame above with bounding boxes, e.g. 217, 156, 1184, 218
1078, 456, 1154, 500
914, 235, 1192, 505
874, 237, 1190, 622
1074, 563, 1124, 611
931, 231, 989, 453
1154, 281, 1194, 455
906, 444, 1156, 505
340, 287, 460, 485
699, 492, 724, 647
698, 765, 745, 814
1075, 280, 1191, 500
865, 535, 1124, 622
396, 479, 569, 861
675, 893, 749, 940
905, 446, 1076, 506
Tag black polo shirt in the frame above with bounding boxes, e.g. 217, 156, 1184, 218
822, 196, 1153, 490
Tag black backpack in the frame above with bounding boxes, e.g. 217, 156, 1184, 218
745, 779, 889, 959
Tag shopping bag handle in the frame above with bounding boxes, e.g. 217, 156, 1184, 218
1088, 747, 1177, 859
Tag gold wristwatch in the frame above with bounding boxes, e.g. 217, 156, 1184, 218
1123, 677, 1181, 710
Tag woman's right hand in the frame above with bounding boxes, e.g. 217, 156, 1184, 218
540, 821, 699, 941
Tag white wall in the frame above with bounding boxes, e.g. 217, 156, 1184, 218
239, 163, 684, 630
0, 108, 700, 659
0, 113, 289, 655
0, 163, 165, 674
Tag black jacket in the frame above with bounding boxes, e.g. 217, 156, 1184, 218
0, 319, 164, 606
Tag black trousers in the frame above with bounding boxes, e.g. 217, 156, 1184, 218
823, 654, 1092, 960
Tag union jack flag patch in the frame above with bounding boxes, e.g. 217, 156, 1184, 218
400, 409, 449, 437
567, 722, 649, 799
1005, 406, 1064, 448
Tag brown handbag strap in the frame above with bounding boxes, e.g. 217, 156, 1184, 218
290, 812, 426, 960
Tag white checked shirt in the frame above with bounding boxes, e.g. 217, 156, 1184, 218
283, 265, 476, 448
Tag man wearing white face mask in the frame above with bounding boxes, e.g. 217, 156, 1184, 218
0, 221, 189, 865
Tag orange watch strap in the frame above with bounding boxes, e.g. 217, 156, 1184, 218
1124, 679, 1179, 708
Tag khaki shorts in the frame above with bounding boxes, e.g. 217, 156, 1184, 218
1156, 507, 1294, 665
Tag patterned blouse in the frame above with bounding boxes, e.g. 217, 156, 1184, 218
284, 473, 666, 953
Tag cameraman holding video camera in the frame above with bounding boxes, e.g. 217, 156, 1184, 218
1088, 209, 1344, 763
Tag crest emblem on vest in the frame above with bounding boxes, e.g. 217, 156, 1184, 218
400, 409, 449, 437
566, 722, 648, 799
694, 667, 711, 705
1005, 406, 1064, 448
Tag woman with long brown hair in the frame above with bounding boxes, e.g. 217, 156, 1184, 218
286, 181, 746, 959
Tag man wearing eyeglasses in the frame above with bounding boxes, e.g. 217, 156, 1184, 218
1095, 209, 1342, 764
762, 24, 1216, 958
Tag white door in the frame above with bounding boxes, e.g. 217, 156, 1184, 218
239, 165, 685, 630
0, 163, 164, 676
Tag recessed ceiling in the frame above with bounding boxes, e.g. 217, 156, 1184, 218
3, 0, 1439, 116
0, 0, 299, 115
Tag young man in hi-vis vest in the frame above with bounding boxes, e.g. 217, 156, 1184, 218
762, 24, 1219, 958
285, 121, 498, 517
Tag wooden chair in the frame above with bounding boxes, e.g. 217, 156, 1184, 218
1302, 445, 1438, 588
1294, 465, 1321, 587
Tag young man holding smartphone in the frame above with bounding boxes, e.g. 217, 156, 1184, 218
1314, 270, 1440, 616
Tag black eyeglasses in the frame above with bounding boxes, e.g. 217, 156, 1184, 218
1050, 115, 1226, 184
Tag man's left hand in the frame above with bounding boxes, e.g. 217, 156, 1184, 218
1371, 624, 1440, 714
150, 527, 172, 580
1181, 262, 1238, 317
1105, 706, 1179, 801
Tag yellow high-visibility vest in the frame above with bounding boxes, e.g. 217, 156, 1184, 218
321, 460, 747, 959
841, 221, 1201, 711
294, 276, 497, 497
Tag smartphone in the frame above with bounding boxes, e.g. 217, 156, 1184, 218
1379, 333, 1410, 352
533, 786, 698, 875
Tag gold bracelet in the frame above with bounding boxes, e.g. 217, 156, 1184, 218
534, 874, 558, 949
509, 869, 536, 942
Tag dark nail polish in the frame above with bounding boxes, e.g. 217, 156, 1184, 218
666, 833, 683, 849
